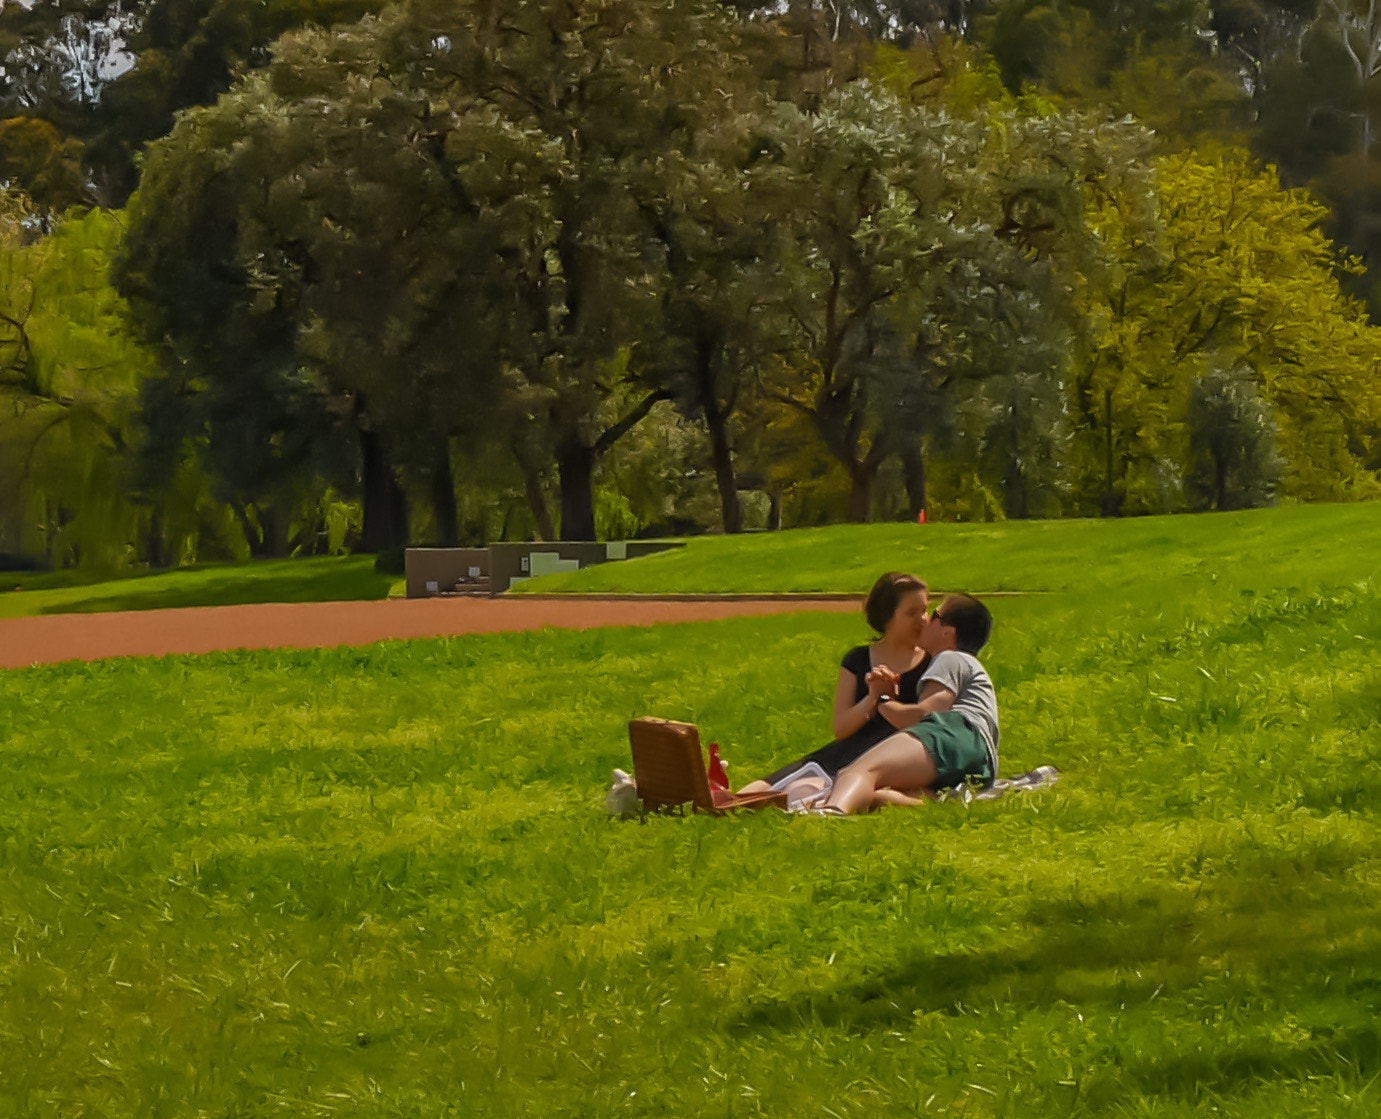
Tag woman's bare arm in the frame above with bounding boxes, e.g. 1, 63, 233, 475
833, 666, 875, 738
833, 664, 898, 738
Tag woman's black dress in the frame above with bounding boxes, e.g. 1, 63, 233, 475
760, 645, 930, 786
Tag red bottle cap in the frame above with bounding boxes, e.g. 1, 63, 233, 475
706, 742, 729, 790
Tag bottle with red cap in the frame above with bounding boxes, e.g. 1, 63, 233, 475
706, 742, 730, 791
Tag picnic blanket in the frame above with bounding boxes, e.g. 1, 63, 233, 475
768, 761, 1062, 812
933, 764, 1062, 804
603, 763, 1062, 816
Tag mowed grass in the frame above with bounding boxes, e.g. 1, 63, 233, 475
2, 505, 1380, 1116
0, 556, 398, 619
516, 502, 1381, 595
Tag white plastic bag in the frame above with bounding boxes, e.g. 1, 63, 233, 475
603, 768, 641, 817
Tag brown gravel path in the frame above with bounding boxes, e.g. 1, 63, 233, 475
0, 596, 863, 671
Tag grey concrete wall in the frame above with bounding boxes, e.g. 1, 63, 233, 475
405, 542, 685, 596
404, 548, 491, 598
488, 541, 684, 593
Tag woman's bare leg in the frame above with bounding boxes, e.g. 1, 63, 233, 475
872, 787, 933, 810
823, 732, 938, 815
739, 775, 828, 805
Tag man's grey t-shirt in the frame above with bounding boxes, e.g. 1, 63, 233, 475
921, 650, 999, 771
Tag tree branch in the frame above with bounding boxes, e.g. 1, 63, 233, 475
592, 387, 672, 457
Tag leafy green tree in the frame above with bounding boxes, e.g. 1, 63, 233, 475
122, 0, 754, 546
392, 0, 754, 540
637, 98, 785, 535
755, 86, 973, 522
1072, 149, 1381, 511
0, 0, 388, 208
1253, 1, 1381, 314
979, 0, 1251, 149
0, 199, 197, 566
1185, 363, 1284, 509
0, 117, 88, 217
119, 24, 498, 554
91, 0, 388, 201
759, 84, 1140, 521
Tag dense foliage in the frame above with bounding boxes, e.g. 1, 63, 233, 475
3, 0, 1381, 565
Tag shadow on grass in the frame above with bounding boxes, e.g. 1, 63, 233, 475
729, 877, 1381, 1037
38, 563, 393, 615
1127, 1024, 1381, 1101
726, 877, 1381, 1106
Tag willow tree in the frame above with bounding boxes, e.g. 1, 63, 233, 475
0, 199, 169, 565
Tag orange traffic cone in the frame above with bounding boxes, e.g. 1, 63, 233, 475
917, 508, 927, 525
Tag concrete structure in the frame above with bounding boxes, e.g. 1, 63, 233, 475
404, 548, 491, 598
404, 540, 684, 597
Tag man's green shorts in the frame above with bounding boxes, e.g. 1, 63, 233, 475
909, 710, 994, 788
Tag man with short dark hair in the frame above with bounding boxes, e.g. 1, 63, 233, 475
815, 593, 999, 815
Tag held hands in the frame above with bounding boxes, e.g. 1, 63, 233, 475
865, 666, 900, 703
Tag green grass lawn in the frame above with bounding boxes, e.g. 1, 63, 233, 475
516, 502, 1381, 595
0, 556, 398, 618
1, 504, 1379, 1116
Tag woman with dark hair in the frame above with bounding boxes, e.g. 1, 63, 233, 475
737, 572, 931, 796
832, 571, 931, 739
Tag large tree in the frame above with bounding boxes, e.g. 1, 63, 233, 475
119, 20, 516, 553
636, 94, 784, 535
120, 0, 759, 546
1252, 1, 1381, 315
0, 0, 388, 209
384, 0, 755, 539
1071, 149, 1381, 512
0, 197, 174, 564
759, 84, 1139, 521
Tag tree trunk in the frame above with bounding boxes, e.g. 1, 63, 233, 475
558, 441, 597, 541
429, 439, 459, 547
512, 441, 555, 541
145, 508, 168, 569
554, 389, 668, 541
260, 506, 286, 558
359, 424, 409, 553
705, 396, 741, 534
1100, 388, 1121, 517
693, 331, 741, 534
847, 465, 873, 523
768, 489, 782, 531
843, 437, 891, 524
42, 497, 54, 566
899, 442, 927, 521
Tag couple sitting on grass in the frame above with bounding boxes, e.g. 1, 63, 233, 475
740, 572, 998, 816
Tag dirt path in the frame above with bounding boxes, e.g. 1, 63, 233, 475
0, 596, 863, 670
